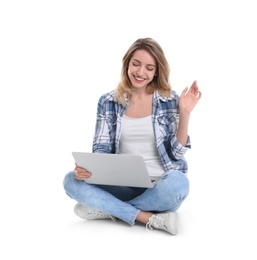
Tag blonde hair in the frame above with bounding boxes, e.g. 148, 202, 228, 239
115, 38, 172, 106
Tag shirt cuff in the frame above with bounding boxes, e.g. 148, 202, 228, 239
171, 136, 191, 159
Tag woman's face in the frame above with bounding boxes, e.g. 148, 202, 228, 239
128, 49, 156, 90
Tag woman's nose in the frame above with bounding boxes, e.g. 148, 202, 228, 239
136, 66, 145, 76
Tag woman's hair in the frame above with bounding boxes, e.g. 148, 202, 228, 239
115, 37, 172, 106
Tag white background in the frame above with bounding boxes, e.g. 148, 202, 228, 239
1, 0, 256, 259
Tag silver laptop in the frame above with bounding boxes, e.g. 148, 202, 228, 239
72, 152, 160, 188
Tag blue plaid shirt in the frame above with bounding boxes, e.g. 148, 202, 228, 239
92, 90, 191, 174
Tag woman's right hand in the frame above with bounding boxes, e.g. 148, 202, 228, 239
74, 163, 92, 180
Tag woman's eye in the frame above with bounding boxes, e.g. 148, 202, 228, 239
133, 63, 139, 66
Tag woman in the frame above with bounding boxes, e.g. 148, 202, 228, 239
63, 37, 201, 235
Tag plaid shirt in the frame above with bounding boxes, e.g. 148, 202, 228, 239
92, 90, 191, 174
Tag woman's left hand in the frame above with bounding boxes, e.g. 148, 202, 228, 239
179, 80, 202, 114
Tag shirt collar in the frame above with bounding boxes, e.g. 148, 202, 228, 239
153, 90, 173, 102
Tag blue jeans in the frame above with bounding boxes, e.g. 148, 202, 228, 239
63, 170, 189, 225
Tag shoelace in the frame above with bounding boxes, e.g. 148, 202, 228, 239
146, 215, 156, 231
88, 210, 116, 221
146, 221, 153, 231
146, 214, 166, 231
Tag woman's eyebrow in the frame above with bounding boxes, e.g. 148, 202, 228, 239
132, 58, 156, 67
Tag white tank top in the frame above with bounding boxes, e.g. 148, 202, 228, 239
119, 115, 164, 176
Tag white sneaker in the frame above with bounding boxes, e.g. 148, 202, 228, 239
146, 212, 177, 235
74, 203, 116, 221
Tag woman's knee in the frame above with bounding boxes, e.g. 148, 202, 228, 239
164, 170, 190, 198
63, 171, 76, 193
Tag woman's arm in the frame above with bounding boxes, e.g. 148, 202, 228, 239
176, 80, 202, 146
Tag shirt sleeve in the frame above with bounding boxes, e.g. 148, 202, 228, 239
169, 135, 191, 160
92, 93, 116, 153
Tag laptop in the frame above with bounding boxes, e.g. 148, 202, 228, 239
72, 152, 160, 188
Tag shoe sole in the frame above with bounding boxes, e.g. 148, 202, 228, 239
168, 212, 177, 235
